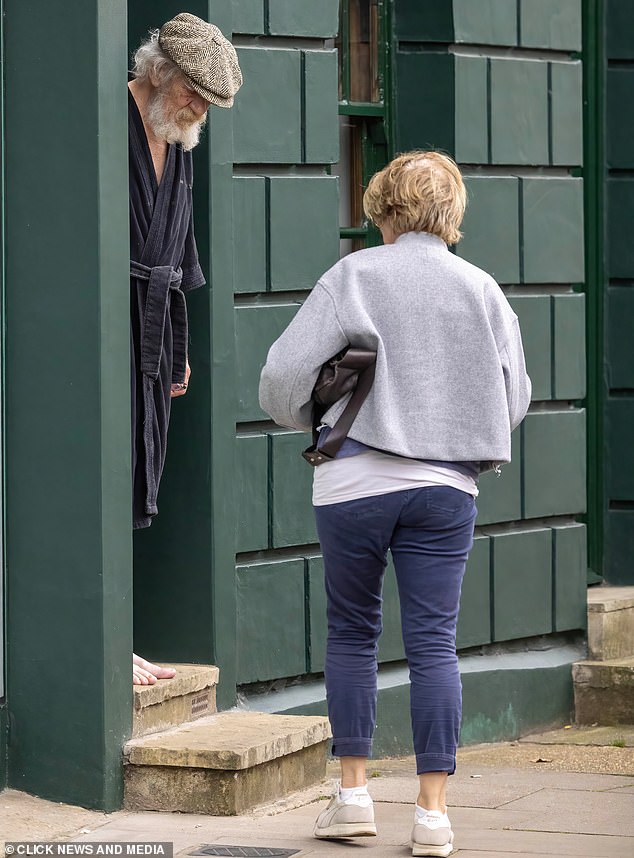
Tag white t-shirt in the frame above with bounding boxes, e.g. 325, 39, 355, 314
312, 449, 479, 507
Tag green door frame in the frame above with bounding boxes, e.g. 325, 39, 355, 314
582, 0, 606, 583
4, 0, 132, 808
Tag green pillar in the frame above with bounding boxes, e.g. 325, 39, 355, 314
129, 0, 238, 708
4, 0, 131, 808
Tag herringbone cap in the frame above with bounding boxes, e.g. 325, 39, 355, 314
159, 12, 242, 108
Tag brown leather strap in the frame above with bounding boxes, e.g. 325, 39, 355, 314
302, 351, 376, 465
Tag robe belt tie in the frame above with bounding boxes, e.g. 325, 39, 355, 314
130, 261, 188, 384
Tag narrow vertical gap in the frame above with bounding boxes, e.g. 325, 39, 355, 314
550, 294, 557, 399
520, 420, 526, 520
489, 537, 496, 643
518, 178, 525, 284
486, 58, 492, 164
266, 432, 274, 550
263, 0, 270, 35
300, 51, 307, 164
547, 62, 554, 166
265, 176, 271, 291
551, 528, 558, 633
304, 558, 312, 673
516, 0, 522, 46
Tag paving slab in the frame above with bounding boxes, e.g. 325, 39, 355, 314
0, 789, 115, 842
3, 745, 634, 857
523, 724, 634, 746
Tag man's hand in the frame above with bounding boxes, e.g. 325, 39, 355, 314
171, 360, 191, 398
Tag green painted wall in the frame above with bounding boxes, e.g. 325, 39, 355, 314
603, 0, 634, 584
4, 0, 131, 808
390, 0, 588, 649
232, 0, 588, 696
0, 706, 7, 789
232, 0, 340, 687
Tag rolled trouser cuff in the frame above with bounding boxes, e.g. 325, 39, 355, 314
416, 752, 456, 775
332, 737, 373, 758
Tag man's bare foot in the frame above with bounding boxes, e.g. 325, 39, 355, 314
133, 653, 177, 686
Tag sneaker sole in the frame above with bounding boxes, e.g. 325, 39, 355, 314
411, 831, 454, 857
314, 822, 377, 839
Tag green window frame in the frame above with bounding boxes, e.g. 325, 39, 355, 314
336, 0, 393, 252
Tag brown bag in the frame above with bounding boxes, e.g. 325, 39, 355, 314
302, 347, 376, 466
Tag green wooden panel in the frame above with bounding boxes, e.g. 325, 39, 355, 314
235, 304, 298, 421
270, 431, 318, 547
233, 177, 266, 293
394, 0, 453, 41
553, 523, 587, 632
233, 47, 301, 163
454, 56, 488, 163
508, 295, 552, 401
308, 555, 327, 673
477, 431, 522, 525
607, 69, 634, 169
458, 177, 520, 284
5, 0, 131, 809
269, 177, 339, 290
605, 511, 634, 586
457, 535, 491, 649
490, 59, 549, 165
520, 0, 582, 51
235, 434, 268, 553
551, 61, 583, 166
553, 293, 586, 399
232, 0, 264, 34
492, 528, 552, 641
304, 50, 339, 164
379, 557, 405, 663
606, 0, 634, 60
522, 178, 584, 283
606, 397, 634, 500
268, 0, 338, 37
236, 559, 306, 683
396, 53, 454, 154
608, 178, 634, 278
453, 0, 517, 45
607, 287, 634, 388
523, 410, 586, 517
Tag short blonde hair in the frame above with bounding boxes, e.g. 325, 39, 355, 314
363, 150, 467, 245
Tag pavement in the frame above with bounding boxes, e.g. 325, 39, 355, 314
2, 725, 634, 857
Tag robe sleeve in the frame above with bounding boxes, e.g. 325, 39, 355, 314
181, 209, 206, 291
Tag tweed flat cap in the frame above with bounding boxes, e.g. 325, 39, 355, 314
159, 12, 242, 108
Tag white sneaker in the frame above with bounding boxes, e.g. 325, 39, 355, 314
313, 786, 377, 839
411, 809, 454, 856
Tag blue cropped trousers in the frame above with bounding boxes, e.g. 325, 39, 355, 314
314, 485, 477, 775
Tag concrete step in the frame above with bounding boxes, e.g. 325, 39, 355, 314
573, 656, 634, 725
132, 664, 220, 738
587, 585, 634, 661
123, 710, 331, 815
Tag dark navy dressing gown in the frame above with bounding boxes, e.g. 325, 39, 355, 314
129, 88, 205, 529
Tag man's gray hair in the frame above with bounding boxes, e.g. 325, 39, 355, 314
131, 30, 184, 88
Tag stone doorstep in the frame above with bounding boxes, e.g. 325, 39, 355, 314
132, 664, 220, 738
573, 657, 634, 687
124, 739, 330, 816
588, 585, 634, 613
573, 657, 634, 726
123, 711, 332, 815
124, 710, 332, 770
587, 586, 634, 662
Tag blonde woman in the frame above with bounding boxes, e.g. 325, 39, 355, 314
259, 151, 531, 857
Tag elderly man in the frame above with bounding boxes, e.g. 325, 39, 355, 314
128, 13, 242, 685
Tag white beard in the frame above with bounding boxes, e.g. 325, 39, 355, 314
146, 88, 207, 152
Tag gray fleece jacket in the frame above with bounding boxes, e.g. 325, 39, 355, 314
259, 232, 531, 469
